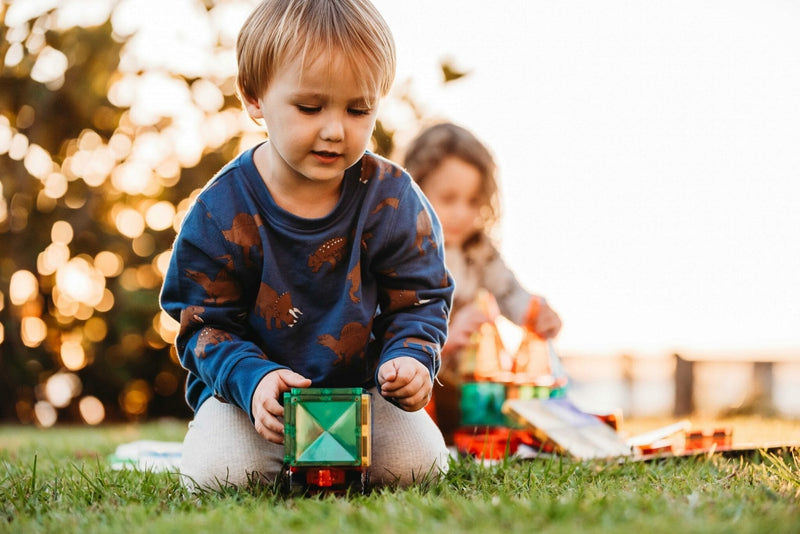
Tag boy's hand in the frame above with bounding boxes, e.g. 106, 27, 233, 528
251, 369, 311, 444
377, 357, 432, 412
529, 300, 562, 339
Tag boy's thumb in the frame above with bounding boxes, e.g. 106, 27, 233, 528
285, 371, 312, 387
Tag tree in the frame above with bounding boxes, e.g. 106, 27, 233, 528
0, 0, 460, 425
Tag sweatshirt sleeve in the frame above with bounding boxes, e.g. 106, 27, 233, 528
159, 199, 286, 419
370, 179, 454, 381
477, 240, 534, 326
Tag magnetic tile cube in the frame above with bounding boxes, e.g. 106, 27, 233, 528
283, 388, 371, 467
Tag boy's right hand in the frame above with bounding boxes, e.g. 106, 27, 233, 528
251, 369, 311, 444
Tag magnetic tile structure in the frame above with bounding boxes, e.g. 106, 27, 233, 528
283, 388, 371, 467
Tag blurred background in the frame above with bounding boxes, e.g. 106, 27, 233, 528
1, 0, 798, 427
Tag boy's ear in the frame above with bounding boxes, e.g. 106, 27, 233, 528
243, 96, 264, 120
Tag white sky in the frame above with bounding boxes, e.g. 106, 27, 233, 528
372, 0, 800, 357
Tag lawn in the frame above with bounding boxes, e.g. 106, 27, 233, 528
1, 417, 799, 534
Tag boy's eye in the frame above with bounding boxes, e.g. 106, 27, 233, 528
348, 108, 372, 116
297, 105, 321, 114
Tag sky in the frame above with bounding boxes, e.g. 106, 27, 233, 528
371, 0, 800, 358
9, 0, 798, 359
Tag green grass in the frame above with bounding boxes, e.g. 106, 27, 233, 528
1, 420, 799, 534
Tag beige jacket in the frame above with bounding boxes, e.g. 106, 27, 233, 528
446, 238, 533, 326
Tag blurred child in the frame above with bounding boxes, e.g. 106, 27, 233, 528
160, 0, 453, 490
403, 122, 562, 443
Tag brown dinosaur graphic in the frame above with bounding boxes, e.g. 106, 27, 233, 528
377, 159, 403, 180
346, 264, 361, 303
384, 288, 431, 312
412, 208, 436, 255
255, 282, 302, 330
360, 156, 403, 184
308, 236, 348, 273
359, 156, 378, 184
221, 212, 264, 267
195, 327, 233, 359
370, 197, 400, 215
317, 321, 371, 366
178, 305, 206, 336
185, 268, 239, 304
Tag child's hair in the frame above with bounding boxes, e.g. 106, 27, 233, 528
403, 122, 501, 244
236, 0, 396, 106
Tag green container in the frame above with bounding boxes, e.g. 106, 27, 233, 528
283, 388, 371, 467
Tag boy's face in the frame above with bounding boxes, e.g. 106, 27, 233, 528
245, 51, 380, 188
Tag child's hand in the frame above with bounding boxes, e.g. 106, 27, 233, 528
377, 357, 432, 412
442, 303, 490, 357
528, 299, 562, 339
251, 369, 311, 444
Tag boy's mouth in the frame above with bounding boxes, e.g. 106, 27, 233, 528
312, 150, 342, 163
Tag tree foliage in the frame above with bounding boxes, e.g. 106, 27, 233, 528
0, 0, 457, 425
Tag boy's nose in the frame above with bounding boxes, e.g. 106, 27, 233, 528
320, 115, 344, 142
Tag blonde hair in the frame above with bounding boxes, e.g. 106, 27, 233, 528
404, 122, 501, 245
236, 0, 396, 105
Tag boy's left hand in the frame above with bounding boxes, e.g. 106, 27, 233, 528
377, 357, 431, 412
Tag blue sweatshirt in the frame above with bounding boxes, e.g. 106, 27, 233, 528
160, 145, 453, 420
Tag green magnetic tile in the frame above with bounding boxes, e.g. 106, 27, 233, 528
326, 403, 359, 452
460, 382, 508, 426
296, 432, 359, 464
303, 401, 357, 433
295, 404, 325, 457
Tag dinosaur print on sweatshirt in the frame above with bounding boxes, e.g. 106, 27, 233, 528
370, 197, 399, 215
308, 236, 347, 273
383, 288, 431, 312
185, 267, 239, 304
346, 264, 361, 303
255, 282, 302, 329
317, 321, 372, 366
412, 208, 436, 255
195, 327, 233, 359
221, 212, 263, 267
359, 155, 403, 184
178, 305, 206, 337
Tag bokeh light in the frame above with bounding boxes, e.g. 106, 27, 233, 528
50, 220, 73, 244
60, 340, 87, 371
94, 250, 124, 278
120, 379, 152, 418
78, 396, 105, 425
114, 207, 146, 239
20, 316, 47, 347
10, 270, 39, 305
55, 257, 106, 308
145, 200, 176, 231
45, 372, 82, 408
84, 316, 108, 342
34, 401, 57, 428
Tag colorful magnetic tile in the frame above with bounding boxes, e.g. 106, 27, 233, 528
283, 388, 371, 467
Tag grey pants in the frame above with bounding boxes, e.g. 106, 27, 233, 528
180, 387, 449, 491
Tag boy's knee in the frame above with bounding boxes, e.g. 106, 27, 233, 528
180, 461, 274, 493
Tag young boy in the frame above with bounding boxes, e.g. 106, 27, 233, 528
160, 0, 453, 490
